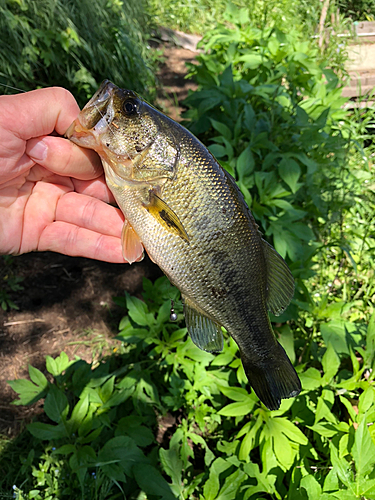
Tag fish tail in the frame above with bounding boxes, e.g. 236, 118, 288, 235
241, 343, 301, 411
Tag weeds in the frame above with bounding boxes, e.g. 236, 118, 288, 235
2, 278, 375, 498
0, 0, 156, 106
0, 256, 24, 311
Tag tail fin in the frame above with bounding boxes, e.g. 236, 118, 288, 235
241, 342, 301, 411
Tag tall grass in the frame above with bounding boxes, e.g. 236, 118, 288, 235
0, 0, 156, 106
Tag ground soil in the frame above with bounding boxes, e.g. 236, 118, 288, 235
0, 43, 198, 438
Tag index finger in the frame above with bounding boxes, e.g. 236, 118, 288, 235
0, 87, 80, 140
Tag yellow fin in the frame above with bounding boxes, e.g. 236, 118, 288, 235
144, 191, 189, 243
121, 220, 144, 264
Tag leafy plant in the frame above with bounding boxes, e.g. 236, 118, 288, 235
4, 278, 375, 499
182, 6, 374, 323
337, 0, 375, 21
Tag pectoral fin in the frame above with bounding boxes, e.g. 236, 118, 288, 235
183, 295, 223, 353
144, 191, 189, 243
262, 239, 294, 315
121, 220, 144, 264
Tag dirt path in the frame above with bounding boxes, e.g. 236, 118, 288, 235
0, 43, 198, 437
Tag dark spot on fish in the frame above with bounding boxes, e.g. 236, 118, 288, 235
211, 287, 227, 299
210, 250, 229, 266
222, 207, 227, 214
135, 145, 142, 152
106, 143, 110, 147
159, 209, 178, 230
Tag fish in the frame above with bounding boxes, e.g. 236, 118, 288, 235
65, 80, 301, 410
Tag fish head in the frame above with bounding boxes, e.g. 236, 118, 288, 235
65, 80, 178, 184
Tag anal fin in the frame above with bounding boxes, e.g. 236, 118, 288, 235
183, 295, 223, 353
121, 220, 144, 264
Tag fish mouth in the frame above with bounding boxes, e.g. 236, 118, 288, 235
65, 80, 117, 145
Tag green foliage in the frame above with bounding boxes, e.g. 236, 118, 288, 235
0, 0, 156, 106
149, 0, 352, 77
3, 278, 375, 499
182, 6, 374, 322
0, 256, 24, 311
337, 0, 375, 21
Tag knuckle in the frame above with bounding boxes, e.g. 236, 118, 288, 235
81, 197, 99, 227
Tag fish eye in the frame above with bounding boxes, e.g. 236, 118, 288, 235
123, 99, 137, 115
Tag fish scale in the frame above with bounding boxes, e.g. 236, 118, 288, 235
66, 80, 301, 411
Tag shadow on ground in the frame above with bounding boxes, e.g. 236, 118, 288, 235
0, 252, 162, 437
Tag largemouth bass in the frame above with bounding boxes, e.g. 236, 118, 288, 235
66, 80, 301, 410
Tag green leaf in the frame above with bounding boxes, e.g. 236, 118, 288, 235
300, 474, 322, 499
210, 118, 232, 140
28, 491, 41, 499
315, 389, 336, 424
277, 325, 295, 364
352, 417, 375, 478
133, 463, 176, 500
126, 293, 154, 326
69, 394, 89, 431
160, 446, 183, 497
69, 453, 87, 490
273, 430, 294, 470
366, 312, 375, 364
308, 422, 340, 438
358, 386, 374, 415
116, 416, 154, 447
99, 375, 115, 403
44, 385, 69, 423
278, 158, 301, 194
273, 418, 308, 445
300, 367, 322, 391
76, 445, 96, 465
330, 443, 354, 491
46, 355, 58, 376
218, 400, 254, 416
98, 436, 146, 477
28, 365, 48, 389
49, 351, 71, 375
209, 144, 227, 158
27, 422, 68, 440
236, 146, 254, 182
217, 469, 247, 500
322, 343, 340, 385
339, 395, 358, 422
218, 386, 249, 402
239, 53, 263, 69
7, 378, 47, 405
239, 417, 263, 460
53, 444, 76, 455
321, 321, 363, 356
103, 387, 134, 408
203, 458, 233, 500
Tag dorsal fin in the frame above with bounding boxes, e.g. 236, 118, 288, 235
262, 239, 294, 316
182, 295, 223, 353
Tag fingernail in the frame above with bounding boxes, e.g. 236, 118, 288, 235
28, 140, 47, 161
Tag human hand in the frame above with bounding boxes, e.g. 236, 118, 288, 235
0, 87, 130, 263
